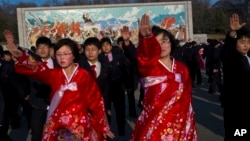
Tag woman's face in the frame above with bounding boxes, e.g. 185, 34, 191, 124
155, 33, 171, 58
55, 45, 75, 68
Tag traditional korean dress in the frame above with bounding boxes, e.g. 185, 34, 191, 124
130, 35, 197, 141
15, 54, 110, 141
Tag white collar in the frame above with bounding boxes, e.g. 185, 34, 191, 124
42, 57, 54, 69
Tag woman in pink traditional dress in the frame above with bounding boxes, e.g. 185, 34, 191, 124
4, 30, 115, 141
130, 14, 197, 141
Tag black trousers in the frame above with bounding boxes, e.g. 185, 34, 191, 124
21, 100, 32, 129
138, 85, 145, 110
30, 107, 47, 141
126, 89, 137, 117
209, 71, 222, 93
108, 82, 126, 136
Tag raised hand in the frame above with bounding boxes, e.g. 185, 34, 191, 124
138, 14, 152, 37
120, 26, 131, 41
229, 13, 246, 31
3, 30, 23, 58
3, 30, 14, 43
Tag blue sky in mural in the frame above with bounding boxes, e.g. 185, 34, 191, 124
25, 4, 186, 29
9, 0, 218, 6
21, 3, 189, 47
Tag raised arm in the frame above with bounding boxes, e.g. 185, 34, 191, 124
3, 30, 23, 58
229, 13, 246, 37
120, 26, 131, 46
136, 14, 161, 77
224, 13, 247, 53
138, 14, 152, 37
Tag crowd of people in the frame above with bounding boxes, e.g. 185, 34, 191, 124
0, 13, 249, 141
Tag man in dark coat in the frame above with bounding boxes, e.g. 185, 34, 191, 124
220, 13, 250, 141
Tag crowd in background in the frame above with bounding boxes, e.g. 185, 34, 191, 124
0, 12, 249, 141
0, 29, 222, 141
1, 27, 227, 140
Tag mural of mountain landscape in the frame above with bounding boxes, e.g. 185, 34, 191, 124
23, 2, 188, 47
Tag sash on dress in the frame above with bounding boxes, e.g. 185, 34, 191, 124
46, 82, 77, 122
143, 73, 181, 88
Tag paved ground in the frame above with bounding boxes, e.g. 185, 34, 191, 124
9, 71, 224, 141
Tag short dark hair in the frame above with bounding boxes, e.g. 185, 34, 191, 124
50, 43, 56, 49
55, 38, 80, 63
30, 46, 36, 52
100, 37, 112, 46
116, 36, 123, 44
82, 37, 101, 50
36, 36, 52, 47
3, 50, 11, 56
237, 26, 250, 40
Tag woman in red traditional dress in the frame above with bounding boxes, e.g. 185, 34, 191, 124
3, 30, 115, 141
130, 14, 197, 141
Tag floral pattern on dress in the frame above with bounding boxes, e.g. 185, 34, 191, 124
43, 109, 100, 141
131, 35, 197, 141
15, 56, 111, 141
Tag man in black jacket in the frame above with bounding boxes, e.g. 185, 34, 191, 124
220, 13, 250, 141
27, 36, 59, 141
120, 26, 138, 117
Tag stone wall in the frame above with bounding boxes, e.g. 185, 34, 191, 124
193, 34, 208, 44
